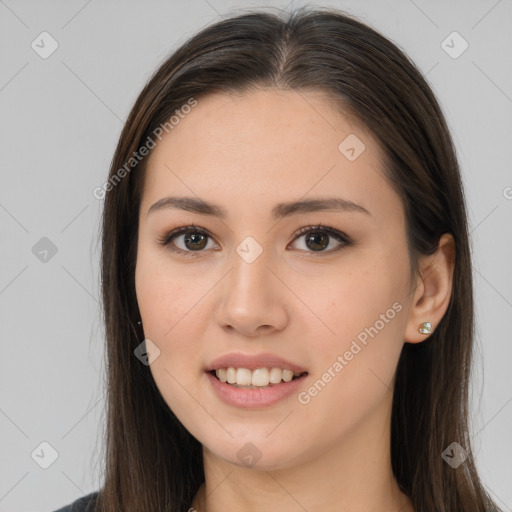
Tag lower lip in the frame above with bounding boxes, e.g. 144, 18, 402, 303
205, 371, 308, 408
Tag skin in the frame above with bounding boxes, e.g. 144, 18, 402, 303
135, 88, 455, 512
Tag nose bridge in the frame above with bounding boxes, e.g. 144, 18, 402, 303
215, 235, 288, 335
228, 235, 274, 303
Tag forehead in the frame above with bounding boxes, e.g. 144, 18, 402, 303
140, 88, 398, 221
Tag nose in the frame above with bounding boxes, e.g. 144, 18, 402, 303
214, 246, 289, 337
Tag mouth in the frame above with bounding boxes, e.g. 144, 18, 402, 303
205, 366, 309, 408
207, 368, 309, 390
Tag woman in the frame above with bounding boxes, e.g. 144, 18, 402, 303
55, 6, 502, 512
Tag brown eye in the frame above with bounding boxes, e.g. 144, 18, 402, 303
290, 224, 352, 254
304, 231, 330, 251
182, 232, 209, 251
157, 225, 218, 257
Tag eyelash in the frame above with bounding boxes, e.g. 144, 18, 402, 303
156, 223, 353, 258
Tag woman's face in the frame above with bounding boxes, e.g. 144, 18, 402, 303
135, 88, 416, 470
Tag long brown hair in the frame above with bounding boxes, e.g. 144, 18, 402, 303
96, 6, 501, 511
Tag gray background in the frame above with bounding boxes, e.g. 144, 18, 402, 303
0, 0, 511, 510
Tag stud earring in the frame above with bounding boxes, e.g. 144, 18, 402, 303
418, 321, 432, 334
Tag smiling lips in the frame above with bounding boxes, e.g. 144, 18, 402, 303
204, 352, 308, 401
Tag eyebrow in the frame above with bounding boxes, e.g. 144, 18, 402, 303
147, 196, 371, 219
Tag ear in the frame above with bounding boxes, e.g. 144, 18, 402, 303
404, 233, 456, 343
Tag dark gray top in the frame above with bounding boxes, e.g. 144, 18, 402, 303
53, 491, 99, 512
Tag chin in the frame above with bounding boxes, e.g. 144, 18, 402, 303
201, 432, 304, 471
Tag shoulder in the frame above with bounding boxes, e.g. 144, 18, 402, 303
52, 491, 99, 512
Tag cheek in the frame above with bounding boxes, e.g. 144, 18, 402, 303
296, 253, 408, 401
136, 246, 198, 337
135, 249, 209, 385
298, 258, 405, 343
135, 252, 208, 426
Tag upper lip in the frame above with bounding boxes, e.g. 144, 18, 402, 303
205, 353, 308, 373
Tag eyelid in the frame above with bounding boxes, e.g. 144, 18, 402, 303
156, 224, 217, 257
156, 223, 353, 256
289, 223, 352, 253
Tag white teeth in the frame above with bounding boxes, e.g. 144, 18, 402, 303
252, 368, 269, 386
269, 367, 283, 384
226, 367, 236, 384
214, 367, 305, 387
236, 368, 252, 386
282, 369, 293, 382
